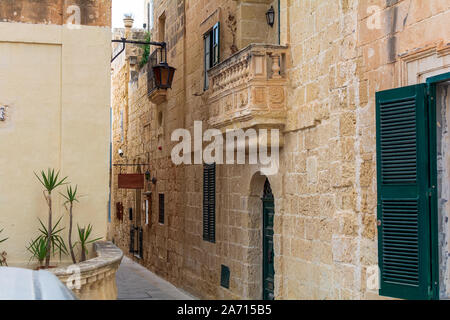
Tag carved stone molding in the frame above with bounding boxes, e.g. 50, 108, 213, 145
206, 44, 288, 134
149, 89, 167, 104
399, 41, 450, 85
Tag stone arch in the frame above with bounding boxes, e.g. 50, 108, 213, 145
242, 171, 279, 299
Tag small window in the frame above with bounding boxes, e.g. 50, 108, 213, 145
203, 163, 216, 242
158, 13, 166, 42
158, 193, 165, 224
158, 111, 163, 127
204, 22, 220, 90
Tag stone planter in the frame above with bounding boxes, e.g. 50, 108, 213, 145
50, 241, 123, 300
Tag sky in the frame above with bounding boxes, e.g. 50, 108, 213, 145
112, 0, 145, 29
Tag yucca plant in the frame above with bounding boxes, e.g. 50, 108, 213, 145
61, 185, 79, 264
0, 229, 7, 245
27, 217, 68, 268
39, 216, 68, 259
27, 237, 48, 268
76, 224, 102, 262
0, 229, 8, 267
34, 168, 68, 268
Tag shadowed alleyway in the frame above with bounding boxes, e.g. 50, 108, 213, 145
116, 256, 196, 300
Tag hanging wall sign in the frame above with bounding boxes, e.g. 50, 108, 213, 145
118, 174, 145, 189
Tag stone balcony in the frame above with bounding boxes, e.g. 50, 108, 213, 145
207, 44, 288, 136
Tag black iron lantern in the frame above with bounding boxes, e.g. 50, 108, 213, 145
266, 6, 275, 27
153, 62, 176, 89
145, 170, 151, 181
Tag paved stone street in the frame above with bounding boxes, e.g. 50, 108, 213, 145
116, 256, 196, 300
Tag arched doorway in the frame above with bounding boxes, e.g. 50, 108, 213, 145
262, 178, 275, 300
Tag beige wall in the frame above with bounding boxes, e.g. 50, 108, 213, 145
0, 22, 111, 266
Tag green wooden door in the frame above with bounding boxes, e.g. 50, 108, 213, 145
262, 179, 275, 300
376, 84, 433, 300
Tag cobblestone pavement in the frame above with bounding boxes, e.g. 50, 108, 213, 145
116, 256, 196, 300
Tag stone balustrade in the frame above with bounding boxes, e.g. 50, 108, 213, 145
50, 241, 123, 300
207, 44, 289, 134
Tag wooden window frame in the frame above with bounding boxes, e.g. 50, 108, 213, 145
204, 22, 220, 91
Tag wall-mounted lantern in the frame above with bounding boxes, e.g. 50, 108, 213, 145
266, 6, 275, 28
153, 62, 176, 89
145, 170, 151, 181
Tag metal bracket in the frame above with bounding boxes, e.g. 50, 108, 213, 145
111, 38, 167, 63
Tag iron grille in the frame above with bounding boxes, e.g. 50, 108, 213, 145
129, 226, 135, 254
130, 226, 144, 258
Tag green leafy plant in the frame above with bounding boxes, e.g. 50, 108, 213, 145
76, 224, 102, 262
0, 229, 8, 267
27, 237, 48, 268
0, 229, 7, 245
28, 217, 68, 266
139, 32, 152, 68
61, 185, 79, 264
34, 168, 68, 268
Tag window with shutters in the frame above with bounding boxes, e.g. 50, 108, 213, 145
204, 23, 220, 91
158, 193, 165, 224
203, 163, 216, 243
376, 82, 441, 300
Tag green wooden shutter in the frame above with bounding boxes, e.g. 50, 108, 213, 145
204, 23, 219, 91
203, 164, 210, 241
158, 194, 165, 224
203, 163, 216, 242
204, 33, 211, 90
376, 84, 432, 300
212, 22, 220, 67
208, 163, 216, 242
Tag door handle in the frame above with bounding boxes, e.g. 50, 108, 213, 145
268, 249, 273, 264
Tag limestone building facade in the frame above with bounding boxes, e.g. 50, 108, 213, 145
109, 0, 450, 300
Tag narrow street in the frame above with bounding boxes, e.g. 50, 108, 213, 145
116, 256, 196, 300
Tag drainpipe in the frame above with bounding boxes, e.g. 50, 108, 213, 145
278, 0, 281, 45
108, 107, 112, 224
123, 16, 133, 145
